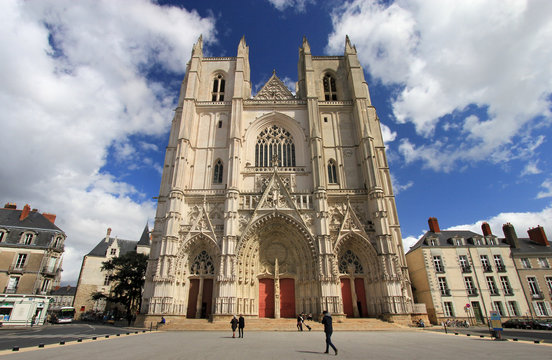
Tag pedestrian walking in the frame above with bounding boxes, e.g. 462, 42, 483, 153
302, 313, 311, 331
238, 314, 245, 338
297, 314, 303, 331
321, 310, 338, 355
230, 315, 238, 338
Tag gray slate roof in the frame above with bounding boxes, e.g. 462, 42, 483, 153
50, 285, 76, 296
408, 229, 552, 255
87, 237, 139, 257
0, 208, 64, 247
137, 224, 150, 246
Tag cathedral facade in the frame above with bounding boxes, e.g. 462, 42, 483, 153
141, 36, 413, 322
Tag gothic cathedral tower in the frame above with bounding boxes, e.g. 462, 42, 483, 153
141, 36, 413, 323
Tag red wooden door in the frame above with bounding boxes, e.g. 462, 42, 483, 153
203, 279, 213, 318
187, 279, 200, 318
259, 278, 274, 318
279, 278, 295, 318
340, 278, 353, 317
354, 278, 368, 317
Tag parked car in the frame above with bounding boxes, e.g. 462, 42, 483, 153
503, 319, 533, 329
534, 320, 552, 330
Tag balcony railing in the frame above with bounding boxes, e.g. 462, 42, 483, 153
490, 289, 500, 296
496, 265, 506, 272
467, 289, 479, 296
503, 289, 514, 296
531, 291, 544, 300
41, 267, 57, 277
483, 265, 493, 273
435, 267, 445, 274
8, 265, 25, 274
461, 266, 472, 273
440, 289, 451, 296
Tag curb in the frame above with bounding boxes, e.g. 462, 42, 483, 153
0, 330, 157, 356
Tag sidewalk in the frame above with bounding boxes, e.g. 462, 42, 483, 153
1, 329, 549, 360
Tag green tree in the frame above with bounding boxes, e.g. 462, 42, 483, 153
92, 251, 148, 318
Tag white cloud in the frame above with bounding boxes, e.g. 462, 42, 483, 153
381, 123, 397, 143
390, 173, 413, 195
446, 205, 552, 240
403, 205, 552, 251
267, 0, 314, 12
521, 161, 541, 176
537, 179, 552, 199
0, 0, 216, 283
327, 0, 552, 171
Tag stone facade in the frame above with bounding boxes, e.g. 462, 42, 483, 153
141, 37, 413, 322
0, 203, 64, 296
73, 226, 150, 318
407, 218, 531, 325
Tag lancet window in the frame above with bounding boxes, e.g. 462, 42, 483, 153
323, 73, 337, 101
339, 250, 364, 274
255, 125, 296, 167
211, 74, 225, 101
213, 159, 223, 184
190, 250, 215, 275
328, 159, 338, 184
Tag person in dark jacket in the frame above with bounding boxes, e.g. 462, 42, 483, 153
297, 314, 303, 331
321, 310, 338, 355
238, 314, 245, 338
230, 315, 238, 338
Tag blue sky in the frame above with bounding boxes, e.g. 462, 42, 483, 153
1, 0, 551, 285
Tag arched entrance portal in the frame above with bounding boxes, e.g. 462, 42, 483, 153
236, 214, 318, 318
336, 235, 380, 318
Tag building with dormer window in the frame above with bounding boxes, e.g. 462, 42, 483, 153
0, 202, 65, 326
139, 36, 414, 326
73, 225, 150, 318
406, 218, 529, 325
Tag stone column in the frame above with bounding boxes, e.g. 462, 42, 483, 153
195, 262, 205, 318
274, 258, 280, 319
348, 264, 360, 318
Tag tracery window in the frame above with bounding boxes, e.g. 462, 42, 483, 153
339, 249, 363, 274
191, 250, 215, 275
255, 125, 296, 167
323, 73, 337, 101
213, 159, 223, 184
211, 74, 225, 101
328, 159, 338, 184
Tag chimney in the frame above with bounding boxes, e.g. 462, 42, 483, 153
528, 226, 549, 247
482, 222, 492, 236
4, 202, 17, 209
502, 223, 520, 248
19, 204, 31, 221
105, 228, 112, 242
428, 217, 440, 233
42, 213, 57, 224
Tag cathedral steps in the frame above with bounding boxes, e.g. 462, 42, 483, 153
156, 317, 408, 331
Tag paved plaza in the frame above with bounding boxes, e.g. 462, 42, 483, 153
0, 330, 550, 360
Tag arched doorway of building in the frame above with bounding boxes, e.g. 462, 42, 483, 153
236, 214, 318, 318
336, 235, 379, 318
186, 250, 215, 318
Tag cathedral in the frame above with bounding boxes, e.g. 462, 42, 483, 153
140, 36, 414, 323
